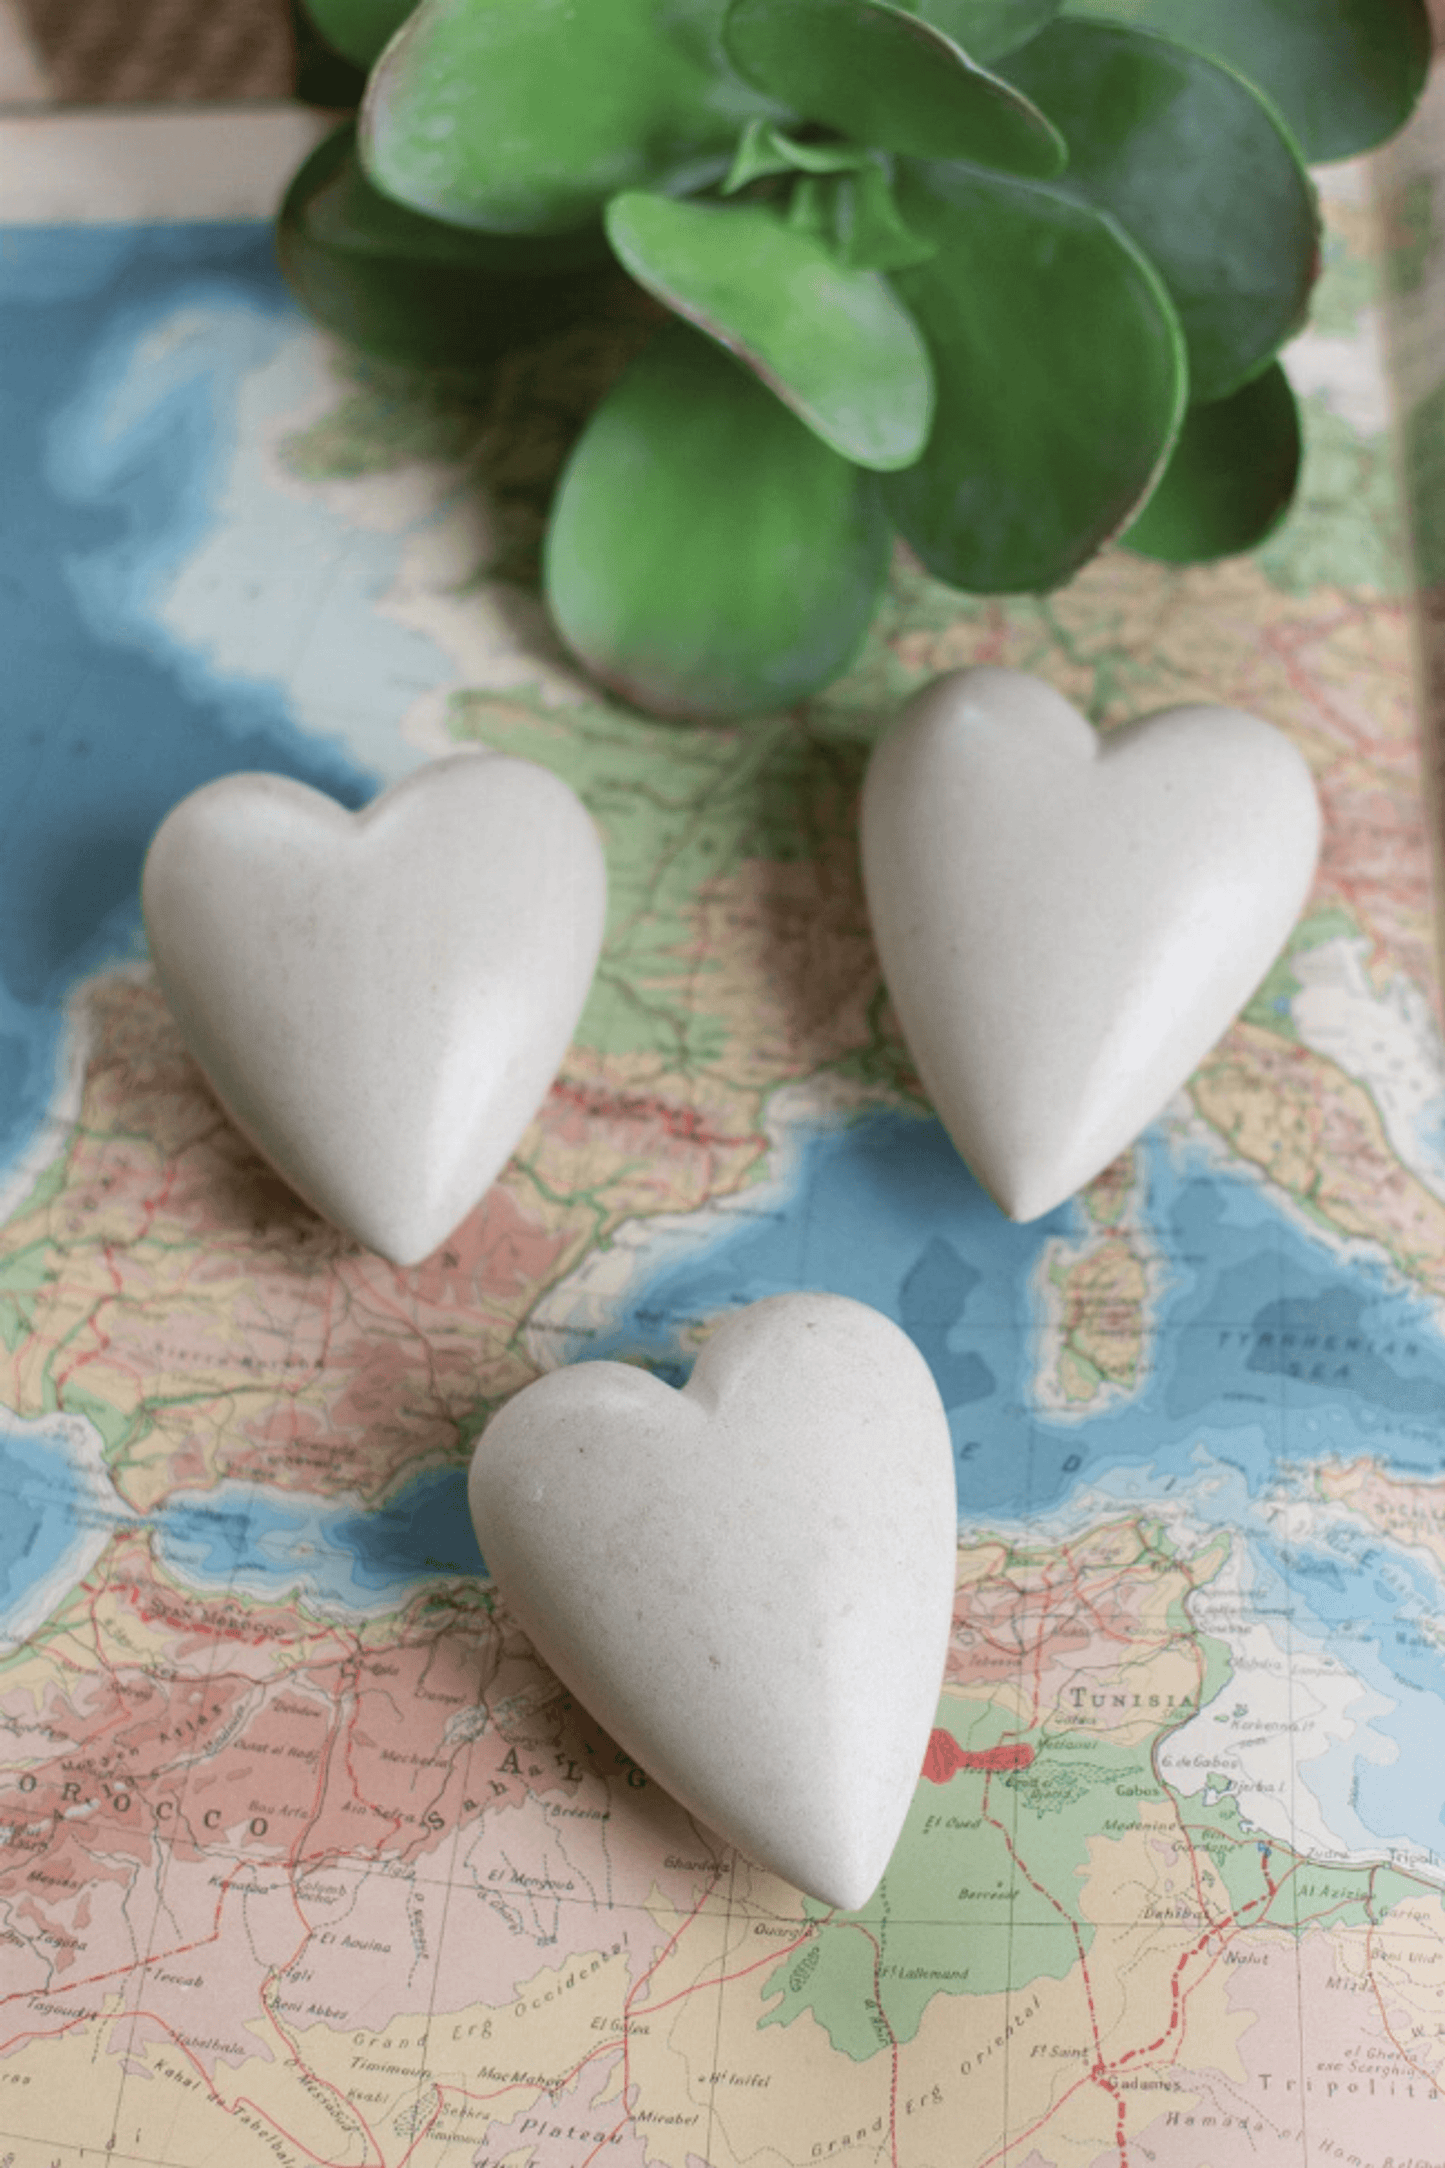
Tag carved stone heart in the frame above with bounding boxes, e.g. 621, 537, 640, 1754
468, 1293, 957, 1911
142, 752, 606, 1265
861, 667, 1321, 1221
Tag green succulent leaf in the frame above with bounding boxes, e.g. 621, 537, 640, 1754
722, 0, 1066, 174
301, 0, 417, 68
721, 139, 940, 270
881, 161, 1187, 592
901, 0, 1063, 63
1002, 20, 1317, 404
787, 175, 835, 241
1060, 0, 1431, 163
545, 324, 893, 721
1123, 361, 1301, 562
832, 164, 940, 272
361, 0, 771, 236
276, 123, 612, 368
722, 119, 876, 192
604, 193, 934, 470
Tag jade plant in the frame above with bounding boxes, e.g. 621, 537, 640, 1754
280, 0, 1431, 721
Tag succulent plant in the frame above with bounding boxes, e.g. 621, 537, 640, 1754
285, 0, 1430, 721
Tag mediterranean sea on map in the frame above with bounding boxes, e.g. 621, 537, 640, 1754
585, 1113, 1445, 1857
3, 205, 1445, 1931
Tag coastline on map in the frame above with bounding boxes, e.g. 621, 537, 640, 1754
534, 1097, 1445, 1502
522, 1070, 894, 1373
1030, 1137, 1165, 1423
0, 1421, 492, 1646
0, 968, 113, 1231
1173, 1082, 1445, 1335
521, 1086, 1445, 1882
948, 1454, 1445, 1888
0, 963, 152, 1234
0, 1409, 134, 1652
147, 1463, 486, 1620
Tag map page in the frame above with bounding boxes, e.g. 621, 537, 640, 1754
3, 99, 1445, 2168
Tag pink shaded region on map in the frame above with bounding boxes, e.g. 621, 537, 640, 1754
922, 1729, 1035, 1784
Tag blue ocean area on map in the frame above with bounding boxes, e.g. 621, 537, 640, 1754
591, 1112, 1445, 1512
586, 1110, 1445, 1853
153, 1466, 486, 1605
0, 222, 374, 1181
1255, 1522, 1445, 1851
0, 1422, 126, 1632
0, 1420, 484, 1629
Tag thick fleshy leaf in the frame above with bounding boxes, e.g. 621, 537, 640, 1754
787, 177, 834, 244
832, 164, 939, 272
302, 0, 417, 67
545, 325, 892, 721
362, 0, 771, 235
881, 162, 1187, 592
604, 193, 933, 469
1060, 0, 1430, 162
1003, 20, 1317, 403
723, 119, 876, 192
901, 0, 1062, 63
1123, 362, 1301, 562
722, 0, 1065, 174
277, 124, 613, 367
724, 146, 941, 274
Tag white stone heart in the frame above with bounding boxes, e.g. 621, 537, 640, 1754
468, 1292, 957, 1911
141, 752, 606, 1265
861, 667, 1321, 1221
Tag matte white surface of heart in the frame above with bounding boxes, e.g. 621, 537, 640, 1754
861, 667, 1321, 1221
142, 752, 606, 1265
469, 1293, 957, 1911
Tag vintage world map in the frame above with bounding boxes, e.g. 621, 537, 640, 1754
3, 95, 1445, 2168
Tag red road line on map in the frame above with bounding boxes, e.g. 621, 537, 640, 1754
33, 1509, 1423, 2168
335, 1659, 409, 1849
1363, 1899, 1443, 2096
0, 1761, 445, 2036
856, 1922, 902, 2168
976, 2068, 1099, 2168
0, 1863, 240, 2022
435, 2039, 635, 2168
114, 1992, 393, 2168
1109, 1914, 1234, 2074
441, 2038, 617, 2115
541, 1904, 825, 2163
0, 2013, 92, 2055
981, 1776, 1131, 2167
282, 1663, 358, 1881
610, 1869, 729, 2135
628, 1922, 816, 2027
397, 2092, 447, 2168
579, 2111, 636, 2167
624, 1874, 727, 2011
114, 2013, 390, 2168
231, 2083, 388, 2168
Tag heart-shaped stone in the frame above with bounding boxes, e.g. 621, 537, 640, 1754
468, 1292, 957, 1910
141, 752, 607, 1265
861, 667, 1321, 1221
